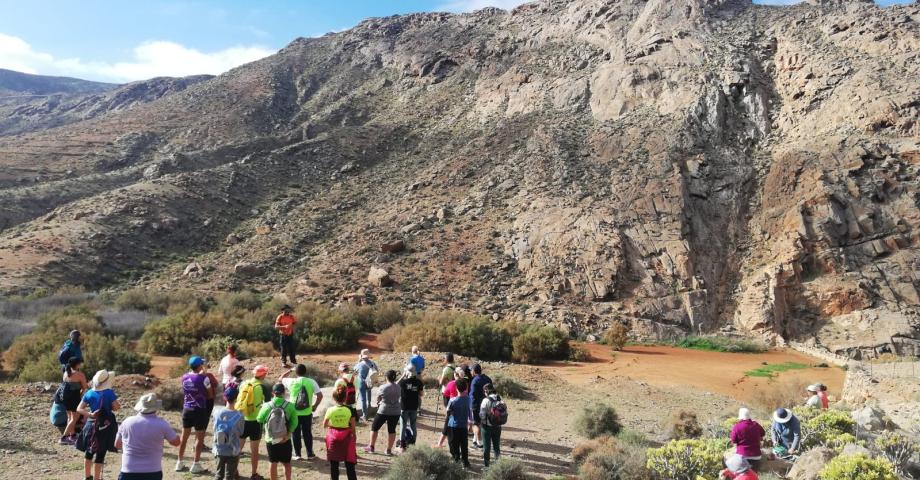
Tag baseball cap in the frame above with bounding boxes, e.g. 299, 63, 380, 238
253, 365, 268, 378
188, 356, 205, 368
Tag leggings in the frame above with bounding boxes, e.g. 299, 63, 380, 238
329, 461, 357, 480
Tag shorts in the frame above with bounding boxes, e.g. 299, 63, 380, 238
241, 420, 263, 441
85, 447, 108, 464
472, 398, 483, 425
181, 408, 209, 431
371, 414, 399, 434
267, 440, 293, 464
117, 472, 163, 480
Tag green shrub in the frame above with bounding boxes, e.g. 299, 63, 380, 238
491, 374, 530, 400
603, 323, 630, 351
196, 336, 245, 361
83, 334, 149, 376
616, 429, 650, 448
16, 351, 61, 382
874, 431, 917, 476
511, 325, 570, 363
818, 454, 897, 480
393, 311, 511, 360
383, 445, 467, 480
295, 304, 361, 353
678, 336, 766, 353
115, 288, 201, 314
482, 457, 531, 480
4, 331, 60, 377
795, 407, 856, 451
140, 315, 197, 355
646, 438, 729, 480
35, 305, 105, 336
372, 302, 405, 332
667, 410, 703, 439
575, 404, 622, 439
568, 344, 590, 362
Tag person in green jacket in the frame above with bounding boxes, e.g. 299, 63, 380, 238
256, 383, 299, 480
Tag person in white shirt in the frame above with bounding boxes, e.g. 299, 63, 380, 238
804, 384, 822, 408
219, 344, 241, 385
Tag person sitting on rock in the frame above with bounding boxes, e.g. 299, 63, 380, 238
730, 408, 764, 462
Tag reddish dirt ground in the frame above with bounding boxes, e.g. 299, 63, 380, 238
542, 343, 845, 403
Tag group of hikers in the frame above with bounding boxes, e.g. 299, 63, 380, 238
50, 306, 508, 480
720, 383, 832, 479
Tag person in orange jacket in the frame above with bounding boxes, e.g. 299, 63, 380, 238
275, 305, 297, 368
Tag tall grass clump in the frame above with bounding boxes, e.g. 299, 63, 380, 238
482, 458, 532, 480
383, 445, 467, 480
575, 404, 622, 439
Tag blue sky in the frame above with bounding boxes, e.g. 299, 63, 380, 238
0, 0, 912, 83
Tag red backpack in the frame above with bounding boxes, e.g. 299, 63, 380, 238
343, 376, 357, 405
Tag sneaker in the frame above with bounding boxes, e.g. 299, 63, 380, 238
189, 462, 207, 474
384, 449, 394, 456
292, 455, 302, 461
307, 454, 317, 460
472, 441, 482, 449
59, 436, 72, 445
363, 445, 375, 454
175, 460, 187, 472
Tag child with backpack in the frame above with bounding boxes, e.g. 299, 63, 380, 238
446, 378, 472, 468
256, 383, 299, 480
478, 383, 507, 467
236, 364, 271, 480
212, 386, 245, 480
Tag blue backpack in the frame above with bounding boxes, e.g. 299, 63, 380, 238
214, 410, 242, 454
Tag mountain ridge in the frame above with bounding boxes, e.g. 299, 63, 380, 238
0, 0, 917, 359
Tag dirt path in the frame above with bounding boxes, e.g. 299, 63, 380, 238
542, 343, 845, 403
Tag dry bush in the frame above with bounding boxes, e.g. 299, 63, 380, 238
572, 435, 619, 464
575, 404, 622, 439
155, 381, 184, 411
750, 378, 811, 413
377, 323, 403, 350
573, 435, 649, 480
667, 410, 703, 439
603, 323, 630, 351
239, 340, 275, 358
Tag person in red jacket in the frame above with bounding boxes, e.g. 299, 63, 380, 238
720, 454, 759, 480
730, 408, 765, 461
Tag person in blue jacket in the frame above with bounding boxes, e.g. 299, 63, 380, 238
771, 408, 801, 457
58, 330, 83, 369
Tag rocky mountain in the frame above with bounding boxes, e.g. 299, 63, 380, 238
0, 72, 212, 137
0, 0, 917, 359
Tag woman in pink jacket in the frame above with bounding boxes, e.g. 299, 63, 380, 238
730, 408, 765, 461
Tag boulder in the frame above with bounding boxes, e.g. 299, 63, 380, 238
787, 447, 836, 480
183, 262, 203, 277
368, 267, 394, 287
380, 240, 406, 254
233, 262, 264, 277
851, 406, 886, 431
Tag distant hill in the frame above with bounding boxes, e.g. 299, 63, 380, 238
0, 68, 117, 96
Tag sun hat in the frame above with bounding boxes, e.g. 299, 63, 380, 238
806, 384, 819, 393
738, 407, 751, 420
92, 370, 113, 391
338, 362, 350, 372
253, 365, 268, 378
725, 454, 750, 474
134, 393, 162, 414
188, 356, 205, 368
773, 408, 793, 424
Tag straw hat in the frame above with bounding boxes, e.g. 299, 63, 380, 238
773, 408, 793, 424
92, 370, 113, 391
134, 393, 162, 414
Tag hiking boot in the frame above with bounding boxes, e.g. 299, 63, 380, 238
175, 460, 187, 472
189, 462, 207, 474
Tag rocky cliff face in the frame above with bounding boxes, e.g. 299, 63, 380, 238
0, 0, 917, 359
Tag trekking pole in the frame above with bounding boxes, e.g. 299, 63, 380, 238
432, 392, 441, 429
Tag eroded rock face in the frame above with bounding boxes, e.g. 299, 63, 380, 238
0, 0, 917, 358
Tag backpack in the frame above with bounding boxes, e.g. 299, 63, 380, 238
267, 401, 290, 442
53, 383, 66, 405
294, 380, 313, 411
58, 343, 73, 365
50, 401, 67, 428
214, 411, 238, 448
343, 376, 357, 405
236, 380, 258, 417
487, 397, 508, 426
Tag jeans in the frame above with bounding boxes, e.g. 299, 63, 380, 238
482, 425, 502, 467
293, 414, 314, 457
279, 335, 296, 364
448, 426, 469, 466
400, 410, 418, 446
215, 456, 239, 480
359, 384, 372, 419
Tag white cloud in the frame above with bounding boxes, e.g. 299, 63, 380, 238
0, 33, 274, 83
437, 0, 530, 13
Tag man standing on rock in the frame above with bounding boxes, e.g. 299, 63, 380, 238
275, 305, 297, 368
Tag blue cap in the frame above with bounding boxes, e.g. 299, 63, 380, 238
188, 356, 205, 368
224, 386, 239, 402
